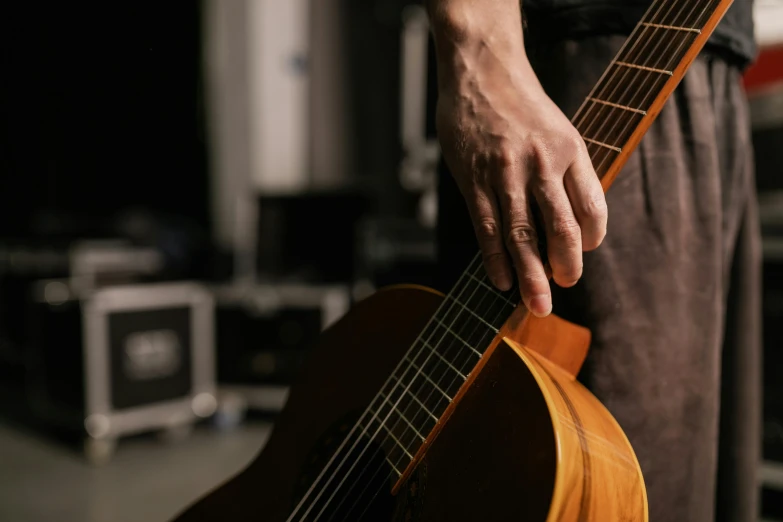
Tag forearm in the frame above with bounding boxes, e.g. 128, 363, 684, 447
425, 0, 533, 93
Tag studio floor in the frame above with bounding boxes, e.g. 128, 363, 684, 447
0, 420, 271, 522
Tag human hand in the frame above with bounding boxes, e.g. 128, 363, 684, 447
429, 2, 607, 317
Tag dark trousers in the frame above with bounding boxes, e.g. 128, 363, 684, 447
436, 35, 761, 522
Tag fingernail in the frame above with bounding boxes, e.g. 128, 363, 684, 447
528, 294, 552, 317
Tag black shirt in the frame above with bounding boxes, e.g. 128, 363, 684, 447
524, 0, 756, 69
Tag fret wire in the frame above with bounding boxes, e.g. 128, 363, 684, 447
447, 261, 515, 327
368, 255, 508, 495
395, 253, 500, 436
404, 356, 453, 402
657, 0, 717, 71
444, 294, 500, 333
362, 397, 423, 456
587, 96, 646, 115
407, 260, 511, 410
338, 244, 521, 522
593, 0, 712, 176
640, 21, 701, 34
466, 272, 517, 307
385, 253, 480, 392
647, 31, 697, 72
613, 60, 673, 76
389, 375, 439, 422
336, 258, 479, 490
583, 136, 622, 152
434, 314, 490, 370
388, 259, 519, 480
378, 391, 427, 441
578, 0, 685, 171
355, 414, 414, 471
408, 324, 466, 401
575, 0, 676, 136
460, 276, 510, 331
421, 339, 468, 380
469, 255, 521, 304
438, 290, 498, 338
432, 317, 483, 357
387, 459, 402, 478
338, 262, 517, 522
373, 421, 414, 460
570, 0, 668, 131
388, 257, 514, 472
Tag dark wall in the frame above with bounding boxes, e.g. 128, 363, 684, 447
0, 2, 209, 238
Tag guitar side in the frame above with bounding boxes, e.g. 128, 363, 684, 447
172, 285, 647, 521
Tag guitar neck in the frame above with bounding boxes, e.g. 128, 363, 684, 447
572, 0, 734, 191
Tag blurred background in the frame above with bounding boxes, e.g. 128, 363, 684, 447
0, 1, 782, 521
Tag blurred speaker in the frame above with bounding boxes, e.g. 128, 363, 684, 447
21, 281, 216, 461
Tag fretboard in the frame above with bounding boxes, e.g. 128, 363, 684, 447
573, 0, 731, 189
361, 0, 733, 484
357, 254, 516, 475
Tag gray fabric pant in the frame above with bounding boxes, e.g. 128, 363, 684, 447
436, 35, 762, 522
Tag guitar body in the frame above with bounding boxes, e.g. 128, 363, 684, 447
174, 286, 647, 522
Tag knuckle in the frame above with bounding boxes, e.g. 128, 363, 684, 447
582, 193, 608, 221
483, 251, 506, 266
495, 146, 518, 170
551, 219, 582, 245
506, 223, 538, 249
475, 218, 501, 242
566, 131, 587, 156
527, 136, 555, 170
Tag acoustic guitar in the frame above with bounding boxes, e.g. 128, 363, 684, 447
175, 0, 733, 520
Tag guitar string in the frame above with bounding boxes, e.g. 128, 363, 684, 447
323, 257, 511, 521
348, 272, 518, 522
574, 0, 681, 168
288, 251, 488, 521
568, 0, 668, 133
592, 0, 716, 176
283, 258, 477, 521
289, 0, 713, 519
585, 0, 709, 177
303, 253, 499, 522
345, 1, 711, 519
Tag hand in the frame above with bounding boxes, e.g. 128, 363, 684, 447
429, 2, 607, 317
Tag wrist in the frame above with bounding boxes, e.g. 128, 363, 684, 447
427, 1, 531, 94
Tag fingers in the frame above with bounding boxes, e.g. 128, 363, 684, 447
496, 181, 552, 317
532, 137, 607, 289
464, 186, 514, 291
531, 176, 583, 289
564, 152, 607, 252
